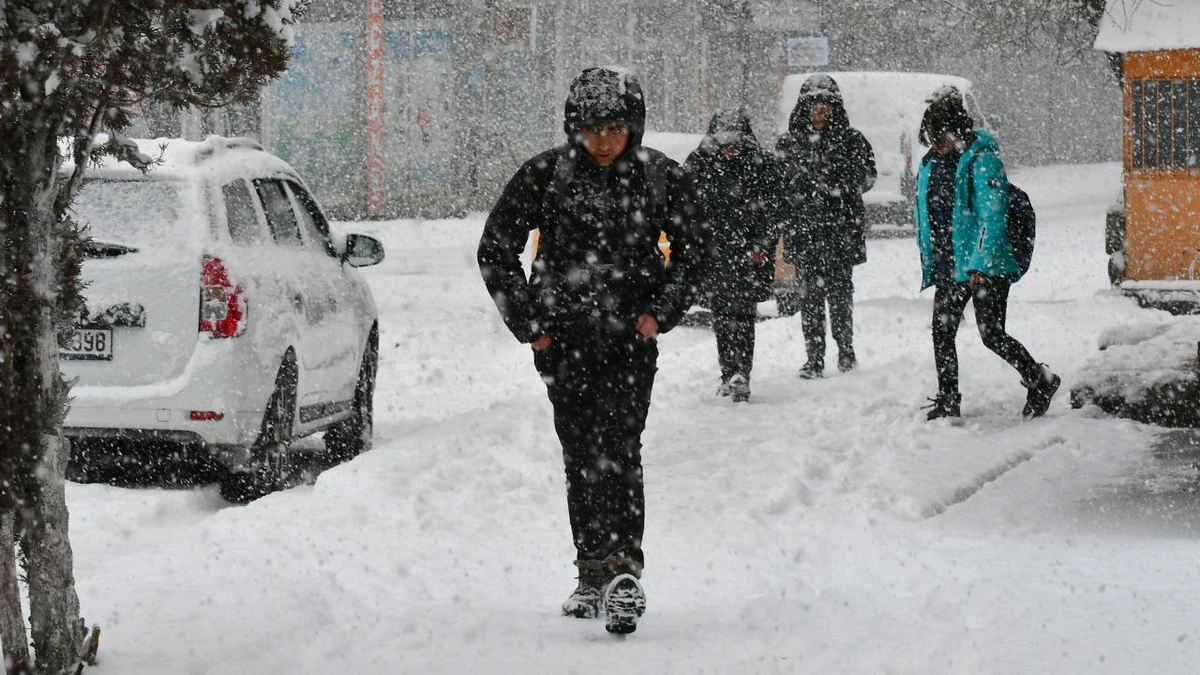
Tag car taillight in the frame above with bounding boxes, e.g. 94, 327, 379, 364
199, 255, 246, 338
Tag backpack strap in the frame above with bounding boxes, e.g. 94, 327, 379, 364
639, 147, 670, 224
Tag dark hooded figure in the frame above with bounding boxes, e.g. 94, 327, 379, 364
775, 74, 877, 379
684, 109, 782, 402
477, 67, 707, 635
913, 87, 1060, 421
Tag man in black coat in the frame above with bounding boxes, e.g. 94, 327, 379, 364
776, 74, 877, 378
477, 67, 707, 635
685, 109, 781, 402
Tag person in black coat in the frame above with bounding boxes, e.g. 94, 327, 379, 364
477, 67, 707, 634
776, 74, 877, 378
685, 109, 781, 402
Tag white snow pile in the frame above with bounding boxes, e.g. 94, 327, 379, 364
1076, 315, 1200, 399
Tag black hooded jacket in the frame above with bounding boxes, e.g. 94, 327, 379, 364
684, 109, 782, 306
478, 68, 708, 343
775, 74, 877, 270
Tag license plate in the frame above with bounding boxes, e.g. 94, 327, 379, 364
61, 328, 113, 360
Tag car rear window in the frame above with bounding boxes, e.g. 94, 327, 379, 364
70, 179, 186, 246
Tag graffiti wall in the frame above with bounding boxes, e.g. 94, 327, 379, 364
262, 22, 367, 216
382, 26, 457, 201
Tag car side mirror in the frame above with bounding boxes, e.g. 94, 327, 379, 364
342, 233, 385, 268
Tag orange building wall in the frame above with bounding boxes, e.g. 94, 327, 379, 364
1123, 49, 1200, 282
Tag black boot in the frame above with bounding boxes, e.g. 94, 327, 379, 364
728, 373, 750, 403
562, 560, 609, 619
1022, 366, 1061, 419
924, 392, 961, 420
799, 359, 824, 379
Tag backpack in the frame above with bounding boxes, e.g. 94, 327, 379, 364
967, 156, 1036, 278
1005, 183, 1035, 277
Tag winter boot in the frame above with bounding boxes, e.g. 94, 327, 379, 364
728, 374, 750, 403
1022, 366, 1061, 419
562, 560, 608, 619
923, 392, 961, 421
837, 352, 857, 373
799, 359, 824, 380
604, 574, 647, 634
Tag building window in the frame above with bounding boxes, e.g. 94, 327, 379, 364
1131, 79, 1200, 170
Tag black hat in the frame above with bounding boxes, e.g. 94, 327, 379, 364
706, 108, 757, 147
563, 67, 646, 146
919, 86, 975, 146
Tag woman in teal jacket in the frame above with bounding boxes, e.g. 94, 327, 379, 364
913, 88, 1059, 420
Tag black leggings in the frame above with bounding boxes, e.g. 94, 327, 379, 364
932, 278, 1041, 395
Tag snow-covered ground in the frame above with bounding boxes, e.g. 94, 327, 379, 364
63, 161, 1200, 674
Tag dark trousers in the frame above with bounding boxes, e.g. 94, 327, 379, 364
932, 278, 1041, 395
534, 321, 656, 570
713, 297, 757, 381
797, 265, 854, 367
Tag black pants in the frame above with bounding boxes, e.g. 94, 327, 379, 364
534, 320, 656, 570
713, 296, 757, 381
932, 278, 1041, 395
797, 265, 854, 367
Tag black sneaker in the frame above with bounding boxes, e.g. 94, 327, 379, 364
1022, 368, 1061, 419
923, 393, 961, 421
837, 353, 857, 373
562, 562, 608, 619
604, 574, 646, 634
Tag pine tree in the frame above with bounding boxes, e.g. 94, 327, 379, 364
0, 3, 303, 672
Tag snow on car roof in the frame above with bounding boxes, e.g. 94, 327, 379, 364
62, 135, 299, 182
642, 131, 705, 164
1094, 0, 1200, 52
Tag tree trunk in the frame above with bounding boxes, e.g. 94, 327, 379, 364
0, 129, 87, 675
0, 511, 30, 672
17, 437, 84, 675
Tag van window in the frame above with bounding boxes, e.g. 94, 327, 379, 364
254, 179, 302, 245
1131, 79, 1200, 170
286, 181, 337, 258
222, 179, 262, 244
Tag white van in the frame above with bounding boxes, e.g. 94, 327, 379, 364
62, 136, 384, 502
775, 71, 993, 232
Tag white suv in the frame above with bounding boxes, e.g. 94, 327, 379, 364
62, 136, 383, 502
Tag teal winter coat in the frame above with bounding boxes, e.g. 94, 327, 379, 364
913, 128, 1020, 289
